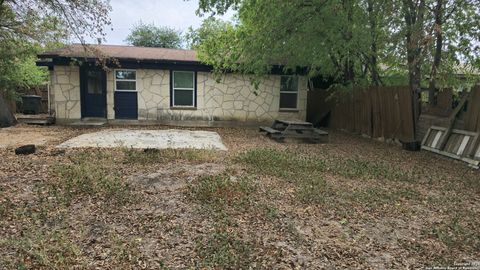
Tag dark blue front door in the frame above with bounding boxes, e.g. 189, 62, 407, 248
114, 91, 138, 119
80, 67, 106, 118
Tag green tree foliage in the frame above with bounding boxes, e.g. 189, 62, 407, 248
185, 17, 230, 49
195, 0, 480, 91
0, 0, 111, 99
196, 0, 393, 87
0, 0, 111, 43
0, 42, 48, 99
125, 22, 183, 49
198, 0, 241, 15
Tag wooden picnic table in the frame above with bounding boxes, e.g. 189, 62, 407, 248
259, 119, 328, 143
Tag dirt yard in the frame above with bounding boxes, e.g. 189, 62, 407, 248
0, 124, 479, 269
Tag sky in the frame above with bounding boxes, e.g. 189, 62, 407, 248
101, 0, 234, 45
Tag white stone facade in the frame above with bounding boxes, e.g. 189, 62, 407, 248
51, 66, 308, 124
51, 66, 81, 119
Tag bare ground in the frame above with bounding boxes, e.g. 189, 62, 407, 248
0, 124, 479, 269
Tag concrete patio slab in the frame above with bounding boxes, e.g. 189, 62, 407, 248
57, 129, 228, 151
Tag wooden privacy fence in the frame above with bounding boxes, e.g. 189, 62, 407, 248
307, 86, 415, 142
464, 85, 480, 132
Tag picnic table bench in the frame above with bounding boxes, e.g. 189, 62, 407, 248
259, 119, 328, 143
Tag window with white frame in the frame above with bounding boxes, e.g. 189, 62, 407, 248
279, 76, 298, 109
115, 70, 136, 91
172, 71, 195, 107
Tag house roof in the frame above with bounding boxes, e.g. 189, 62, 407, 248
38, 44, 199, 63
37, 44, 305, 75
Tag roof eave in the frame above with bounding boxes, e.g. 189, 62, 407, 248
42, 55, 204, 65
38, 55, 308, 76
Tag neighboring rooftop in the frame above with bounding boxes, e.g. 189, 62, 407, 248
39, 44, 198, 62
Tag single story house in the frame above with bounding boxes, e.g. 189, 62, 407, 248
37, 44, 308, 125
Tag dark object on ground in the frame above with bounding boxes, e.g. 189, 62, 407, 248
260, 119, 329, 143
15, 144, 36, 155
21, 95, 42, 114
144, 148, 160, 153
401, 140, 421, 151
0, 95, 16, 127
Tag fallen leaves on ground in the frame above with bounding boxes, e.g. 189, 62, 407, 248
0, 125, 478, 269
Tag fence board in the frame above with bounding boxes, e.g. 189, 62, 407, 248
371, 87, 382, 138
308, 86, 415, 141
464, 86, 480, 132
398, 86, 416, 140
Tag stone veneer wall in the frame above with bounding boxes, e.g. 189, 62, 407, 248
106, 70, 115, 119
52, 66, 308, 123
51, 66, 81, 120
136, 69, 171, 121
109, 70, 307, 123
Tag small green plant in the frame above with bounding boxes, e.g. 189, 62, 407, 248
187, 174, 256, 209
427, 210, 478, 250
331, 186, 423, 212
123, 148, 219, 165
195, 230, 251, 269
328, 157, 414, 182
109, 233, 145, 266
350, 187, 392, 206
2, 228, 82, 269
237, 148, 326, 181
0, 195, 13, 219
261, 204, 279, 221
52, 152, 132, 206
238, 149, 328, 204
296, 175, 328, 204
392, 187, 421, 200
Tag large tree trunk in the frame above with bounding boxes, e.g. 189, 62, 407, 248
403, 0, 425, 132
367, 0, 381, 86
342, 0, 355, 84
428, 0, 443, 105
0, 94, 16, 127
